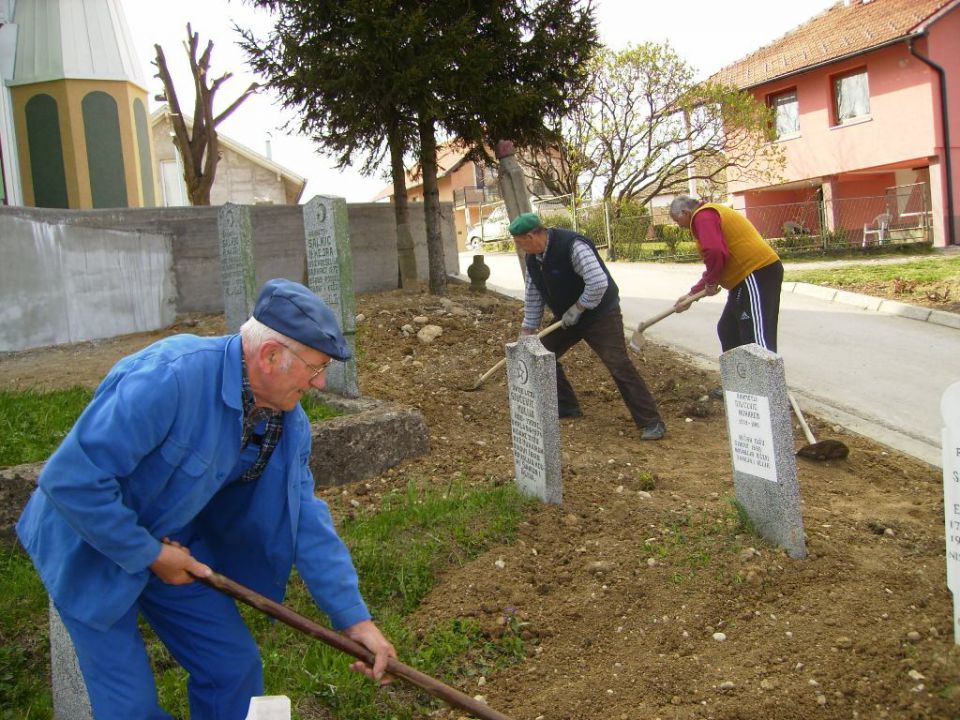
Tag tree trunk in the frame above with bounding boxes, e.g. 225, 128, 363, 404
418, 115, 447, 296
154, 26, 257, 207
389, 125, 419, 290
191, 184, 212, 206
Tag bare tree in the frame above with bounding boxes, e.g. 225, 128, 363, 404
518, 112, 594, 200
154, 24, 259, 205
522, 43, 785, 212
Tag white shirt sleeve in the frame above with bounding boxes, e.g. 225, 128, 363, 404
570, 240, 608, 308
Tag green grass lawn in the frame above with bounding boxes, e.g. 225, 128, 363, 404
784, 255, 959, 309
0, 387, 93, 466
2, 479, 533, 720
0, 388, 341, 468
783, 255, 960, 286
0, 382, 531, 719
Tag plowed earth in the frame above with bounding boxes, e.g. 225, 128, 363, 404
1, 282, 957, 720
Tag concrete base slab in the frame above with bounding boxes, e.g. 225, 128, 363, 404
309, 393, 430, 487
1, 397, 430, 537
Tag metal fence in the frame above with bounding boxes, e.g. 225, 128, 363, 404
739, 183, 932, 255
463, 183, 932, 260
578, 183, 931, 260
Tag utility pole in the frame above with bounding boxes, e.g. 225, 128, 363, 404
496, 140, 533, 277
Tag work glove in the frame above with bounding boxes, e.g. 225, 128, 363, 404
561, 303, 584, 328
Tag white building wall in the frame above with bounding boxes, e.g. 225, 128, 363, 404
151, 114, 295, 206
0, 20, 23, 204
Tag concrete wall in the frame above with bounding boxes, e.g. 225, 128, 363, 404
0, 213, 176, 351
0, 200, 459, 349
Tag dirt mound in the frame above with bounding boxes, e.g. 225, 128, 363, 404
1, 282, 956, 719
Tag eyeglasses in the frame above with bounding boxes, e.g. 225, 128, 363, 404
279, 343, 332, 380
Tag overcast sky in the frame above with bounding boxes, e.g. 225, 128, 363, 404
124, 0, 838, 202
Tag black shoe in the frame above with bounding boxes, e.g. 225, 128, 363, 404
559, 406, 583, 418
640, 421, 666, 440
709, 387, 724, 400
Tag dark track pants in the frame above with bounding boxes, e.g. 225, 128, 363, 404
540, 306, 662, 427
717, 260, 784, 353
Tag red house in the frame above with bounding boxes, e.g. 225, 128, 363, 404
715, 0, 958, 247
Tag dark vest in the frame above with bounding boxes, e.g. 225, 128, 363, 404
526, 228, 619, 326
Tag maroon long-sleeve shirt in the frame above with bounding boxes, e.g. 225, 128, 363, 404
689, 207, 730, 294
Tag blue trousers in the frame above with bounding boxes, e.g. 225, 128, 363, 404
58, 575, 263, 720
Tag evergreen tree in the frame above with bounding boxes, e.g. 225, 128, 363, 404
241, 1, 599, 294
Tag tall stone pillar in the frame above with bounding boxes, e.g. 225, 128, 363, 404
496, 140, 533, 276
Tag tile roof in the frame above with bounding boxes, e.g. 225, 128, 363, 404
373, 141, 474, 200
712, 0, 958, 89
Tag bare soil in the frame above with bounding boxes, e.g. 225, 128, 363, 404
849, 278, 959, 315
2, 284, 957, 720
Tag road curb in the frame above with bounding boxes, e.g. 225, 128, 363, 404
788, 282, 958, 330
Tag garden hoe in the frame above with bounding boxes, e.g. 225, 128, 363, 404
193, 570, 516, 720
788, 392, 850, 460
461, 319, 563, 391
628, 289, 708, 353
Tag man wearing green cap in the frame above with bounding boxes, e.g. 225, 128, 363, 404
509, 212, 665, 440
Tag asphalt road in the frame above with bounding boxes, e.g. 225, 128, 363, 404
459, 251, 959, 467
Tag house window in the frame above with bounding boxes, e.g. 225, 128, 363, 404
833, 69, 870, 124
160, 160, 188, 206
769, 89, 799, 138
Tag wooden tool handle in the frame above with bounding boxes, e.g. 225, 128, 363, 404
788, 392, 817, 446
536, 319, 564, 339
629, 289, 708, 348
472, 320, 564, 388
197, 572, 515, 720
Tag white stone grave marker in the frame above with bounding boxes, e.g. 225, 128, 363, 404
506, 336, 562, 504
245, 695, 292, 720
720, 344, 806, 559
941, 380, 960, 645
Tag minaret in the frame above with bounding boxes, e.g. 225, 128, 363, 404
9, 0, 157, 208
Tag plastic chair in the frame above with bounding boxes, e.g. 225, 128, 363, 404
862, 213, 891, 246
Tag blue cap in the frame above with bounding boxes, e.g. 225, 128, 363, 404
253, 279, 351, 361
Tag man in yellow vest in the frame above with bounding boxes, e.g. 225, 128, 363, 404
669, 195, 783, 353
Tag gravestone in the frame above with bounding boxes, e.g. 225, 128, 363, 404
941, 380, 960, 645
218, 203, 257, 333
49, 601, 93, 720
719, 343, 806, 559
246, 695, 292, 720
303, 196, 359, 397
506, 336, 562, 504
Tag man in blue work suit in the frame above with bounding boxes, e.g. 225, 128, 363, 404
17, 279, 395, 719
